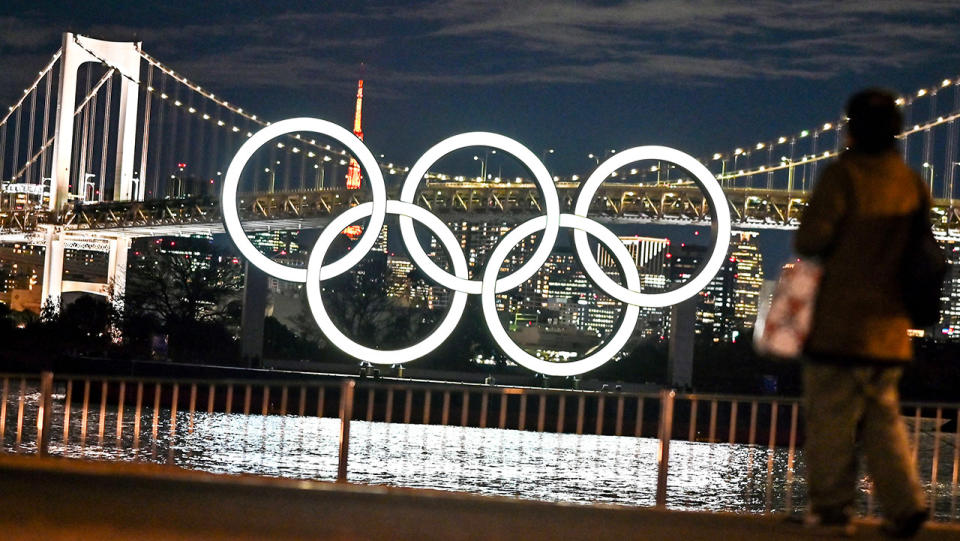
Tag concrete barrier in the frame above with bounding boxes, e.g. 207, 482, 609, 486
0, 455, 958, 540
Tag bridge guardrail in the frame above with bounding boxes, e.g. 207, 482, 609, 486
0, 370, 957, 521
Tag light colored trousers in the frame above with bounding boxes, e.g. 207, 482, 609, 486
804, 363, 925, 519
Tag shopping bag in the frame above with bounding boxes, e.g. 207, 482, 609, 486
754, 260, 822, 359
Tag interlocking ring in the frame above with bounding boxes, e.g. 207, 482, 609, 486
398, 132, 560, 294
222, 118, 732, 376
222, 118, 387, 283
305, 201, 469, 363
480, 213, 641, 376
573, 146, 732, 307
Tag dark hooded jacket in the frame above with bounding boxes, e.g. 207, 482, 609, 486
795, 149, 928, 362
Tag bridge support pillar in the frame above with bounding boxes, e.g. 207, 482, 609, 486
107, 236, 131, 303
40, 231, 129, 312
240, 262, 268, 368
668, 297, 697, 390
40, 229, 65, 312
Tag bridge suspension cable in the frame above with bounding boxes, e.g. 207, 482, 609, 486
708, 74, 960, 199
6, 68, 115, 186
133, 47, 355, 198
4, 40, 959, 219
0, 52, 61, 186
0, 52, 61, 129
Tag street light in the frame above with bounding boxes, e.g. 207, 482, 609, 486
318, 156, 332, 190
82, 173, 96, 202
542, 148, 555, 165
473, 150, 496, 181
264, 167, 276, 193
780, 156, 796, 193
950, 162, 960, 201
712, 153, 727, 184
732, 148, 745, 184
923, 162, 934, 195
131, 175, 142, 201
41, 177, 52, 201
473, 155, 485, 180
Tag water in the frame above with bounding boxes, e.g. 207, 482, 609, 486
3, 384, 958, 520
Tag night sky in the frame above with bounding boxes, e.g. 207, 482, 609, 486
2, 1, 959, 272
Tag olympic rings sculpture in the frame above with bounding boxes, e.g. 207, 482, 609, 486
222, 118, 731, 376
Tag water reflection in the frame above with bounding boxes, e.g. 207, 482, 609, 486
1, 387, 958, 520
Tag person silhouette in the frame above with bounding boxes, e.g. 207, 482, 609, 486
793, 88, 928, 538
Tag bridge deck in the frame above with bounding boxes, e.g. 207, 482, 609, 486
1, 455, 958, 540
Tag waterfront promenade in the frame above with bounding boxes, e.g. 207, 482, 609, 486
2, 455, 959, 540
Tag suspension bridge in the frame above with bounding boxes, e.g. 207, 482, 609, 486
1, 33, 959, 309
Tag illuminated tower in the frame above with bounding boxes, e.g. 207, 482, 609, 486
342, 80, 365, 240
345, 80, 364, 190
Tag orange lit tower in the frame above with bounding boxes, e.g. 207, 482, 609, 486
345, 80, 364, 190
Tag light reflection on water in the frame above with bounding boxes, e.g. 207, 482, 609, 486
3, 388, 959, 519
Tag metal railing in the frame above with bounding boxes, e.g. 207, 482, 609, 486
1, 371, 957, 521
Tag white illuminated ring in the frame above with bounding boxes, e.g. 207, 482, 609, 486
573, 146, 732, 307
397, 132, 560, 294
222, 118, 387, 283
480, 213, 641, 377
305, 200, 469, 364
221, 118, 735, 376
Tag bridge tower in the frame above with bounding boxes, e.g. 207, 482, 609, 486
42, 33, 140, 310
49, 33, 142, 214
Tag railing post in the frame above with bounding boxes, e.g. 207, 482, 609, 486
337, 379, 355, 483
656, 389, 675, 508
37, 371, 54, 456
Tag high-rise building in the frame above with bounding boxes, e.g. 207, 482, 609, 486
534, 250, 592, 331
372, 224, 388, 254
597, 236, 669, 277
385, 254, 438, 309
248, 231, 302, 258
730, 231, 764, 331
670, 241, 737, 341
129, 234, 218, 273
596, 235, 671, 339
0, 243, 44, 312
427, 220, 535, 312
936, 237, 960, 339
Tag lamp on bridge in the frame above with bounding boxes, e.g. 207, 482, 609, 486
472, 155, 484, 181
542, 148, 555, 164
712, 153, 727, 184
951, 162, 960, 201
41, 177, 52, 201
923, 162, 935, 196
81, 173, 96, 203
587, 149, 616, 168
264, 168, 276, 194
319, 155, 332, 189
780, 156, 796, 193
473, 150, 495, 181
731, 148, 745, 187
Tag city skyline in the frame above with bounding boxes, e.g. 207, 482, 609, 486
2, 6, 960, 537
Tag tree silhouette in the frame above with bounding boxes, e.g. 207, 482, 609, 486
123, 238, 243, 362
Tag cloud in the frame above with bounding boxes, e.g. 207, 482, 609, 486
1, 0, 958, 109
388, 0, 960, 81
